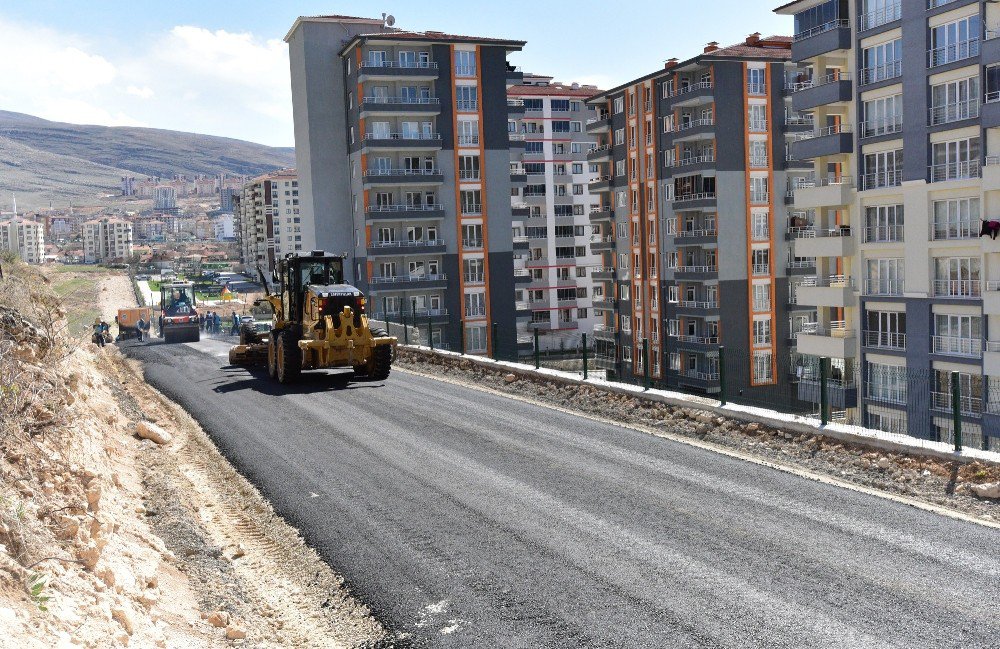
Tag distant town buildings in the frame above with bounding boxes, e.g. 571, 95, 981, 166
0, 217, 45, 264
220, 187, 240, 212
233, 169, 299, 274
153, 186, 177, 211
82, 218, 134, 263
120, 176, 136, 196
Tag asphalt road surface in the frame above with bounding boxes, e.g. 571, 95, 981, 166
123, 337, 1000, 648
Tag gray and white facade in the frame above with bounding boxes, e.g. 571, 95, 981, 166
285, 15, 525, 356
775, 0, 1000, 447
508, 75, 602, 352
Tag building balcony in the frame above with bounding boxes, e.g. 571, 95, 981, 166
357, 61, 439, 82
676, 369, 721, 392
859, 61, 901, 87
793, 177, 853, 209
359, 96, 441, 118
931, 335, 983, 359
366, 239, 446, 257
858, 2, 900, 32
673, 300, 720, 314
512, 203, 530, 218
983, 94, 1000, 128
506, 66, 523, 84
374, 308, 449, 323
930, 391, 982, 418
585, 115, 611, 134
985, 342, 1000, 376
984, 156, 1000, 189
592, 324, 617, 340
362, 169, 444, 187
506, 98, 526, 115
365, 204, 445, 221
590, 236, 616, 252
798, 378, 859, 409
367, 273, 448, 291
592, 298, 615, 311
591, 266, 615, 281
789, 124, 853, 160
362, 133, 443, 151
863, 279, 903, 297
792, 19, 852, 60
929, 99, 980, 127
859, 170, 902, 192
862, 225, 904, 244
986, 281, 1000, 314
863, 331, 906, 351
673, 228, 717, 245
796, 276, 856, 307
514, 268, 532, 284
796, 321, 856, 358
929, 161, 980, 184
589, 207, 613, 223
668, 81, 714, 107
672, 334, 720, 349
587, 144, 613, 163
673, 265, 718, 280
669, 118, 715, 143
928, 38, 980, 68
791, 73, 852, 112
792, 227, 855, 258
671, 192, 717, 211
671, 154, 716, 173
588, 175, 612, 193
932, 279, 982, 300
512, 236, 528, 251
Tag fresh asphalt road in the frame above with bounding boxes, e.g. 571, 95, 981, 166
123, 336, 1000, 648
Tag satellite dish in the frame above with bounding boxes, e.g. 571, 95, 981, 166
385, 14, 395, 27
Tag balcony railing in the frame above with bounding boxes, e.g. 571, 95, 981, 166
364, 168, 441, 177
785, 114, 814, 126
863, 225, 903, 243
801, 123, 852, 140
461, 204, 482, 215
800, 320, 853, 338
683, 370, 720, 381
369, 273, 447, 284
462, 238, 484, 249
751, 263, 771, 276
932, 279, 981, 298
675, 265, 718, 273
747, 82, 767, 96
459, 135, 481, 146
366, 203, 443, 213
988, 280, 1000, 292
362, 96, 440, 105
931, 219, 977, 240
794, 175, 852, 189
859, 61, 901, 85
859, 170, 902, 191
931, 391, 982, 416
361, 60, 439, 70
364, 132, 441, 142
864, 279, 904, 296
801, 274, 852, 288
673, 118, 715, 132
752, 299, 771, 312
790, 71, 850, 92
675, 228, 717, 239
370, 239, 444, 249
932, 335, 983, 358
507, 98, 524, 107
929, 99, 980, 126
669, 81, 713, 98
864, 331, 906, 350
677, 300, 719, 309
672, 154, 715, 168
928, 39, 980, 67
860, 117, 902, 139
793, 19, 850, 42
859, 2, 900, 31
456, 100, 478, 112
929, 160, 980, 182
749, 155, 769, 168
464, 273, 485, 284
749, 192, 769, 204
674, 334, 720, 345
455, 65, 477, 77
672, 192, 716, 203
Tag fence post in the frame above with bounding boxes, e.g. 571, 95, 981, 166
582, 333, 588, 380
492, 322, 499, 360
459, 323, 465, 355
534, 328, 540, 369
428, 314, 433, 351
642, 338, 650, 391
951, 371, 963, 451
718, 345, 727, 406
820, 356, 830, 426
382, 297, 388, 325
411, 300, 417, 345
402, 308, 409, 345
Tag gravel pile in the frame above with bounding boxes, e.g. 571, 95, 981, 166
397, 349, 1000, 523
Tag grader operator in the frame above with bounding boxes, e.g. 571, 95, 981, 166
228, 251, 396, 384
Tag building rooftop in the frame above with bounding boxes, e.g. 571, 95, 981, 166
251, 168, 297, 184
284, 14, 386, 42
508, 83, 602, 98
340, 29, 525, 56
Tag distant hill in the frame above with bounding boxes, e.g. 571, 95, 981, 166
0, 110, 296, 210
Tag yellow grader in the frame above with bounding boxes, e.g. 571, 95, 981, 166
228, 251, 396, 384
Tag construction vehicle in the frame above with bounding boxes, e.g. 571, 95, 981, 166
228, 250, 396, 384
159, 281, 201, 344
116, 306, 153, 341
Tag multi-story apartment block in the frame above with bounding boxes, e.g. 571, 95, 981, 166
508, 75, 602, 352
774, 0, 1000, 448
233, 169, 300, 274
153, 186, 177, 211
286, 15, 525, 355
586, 34, 816, 403
0, 218, 45, 264
82, 218, 133, 264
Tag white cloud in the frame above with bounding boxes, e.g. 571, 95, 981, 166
126, 85, 154, 99
0, 18, 293, 146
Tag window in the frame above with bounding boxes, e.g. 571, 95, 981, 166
466, 325, 487, 352
613, 97, 624, 114
454, 50, 476, 76
793, 0, 848, 38
614, 128, 625, 145
465, 293, 486, 318
571, 121, 582, 132
551, 99, 570, 112
860, 38, 901, 84
749, 177, 768, 203
752, 283, 771, 312
615, 160, 626, 177
930, 137, 980, 182
525, 141, 543, 154
864, 204, 903, 243
932, 198, 978, 240
862, 149, 902, 189
862, 94, 901, 137
552, 121, 570, 133
463, 258, 485, 283
930, 77, 979, 125
867, 364, 907, 404
752, 351, 773, 383
934, 257, 981, 297
929, 15, 981, 67
867, 258, 904, 295
753, 318, 772, 347
455, 86, 478, 112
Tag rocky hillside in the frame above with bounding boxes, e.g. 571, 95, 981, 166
0, 110, 296, 210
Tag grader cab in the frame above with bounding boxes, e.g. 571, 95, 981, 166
228, 251, 396, 384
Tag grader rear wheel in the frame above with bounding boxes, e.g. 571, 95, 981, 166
276, 330, 302, 384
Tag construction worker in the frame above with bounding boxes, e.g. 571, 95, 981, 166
92, 318, 106, 347
213, 311, 222, 334
136, 315, 146, 342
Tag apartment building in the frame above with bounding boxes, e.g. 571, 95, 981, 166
153, 186, 177, 211
775, 0, 1000, 447
233, 169, 300, 274
82, 218, 133, 264
285, 15, 524, 355
0, 217, 45, 264
586, 34, 816, 404
508, 75, 602, 352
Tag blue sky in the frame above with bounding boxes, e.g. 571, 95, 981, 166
0, 1, 791, 147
